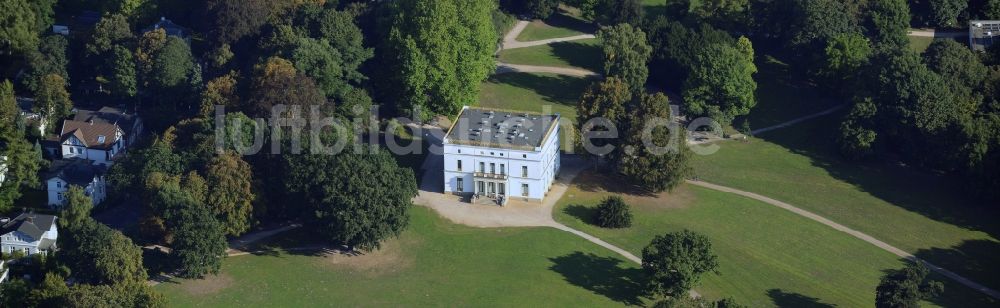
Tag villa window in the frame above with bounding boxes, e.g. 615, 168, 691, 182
490, 163, 495, 174
457, 160, 462, 171
457, 178, 464, 192
479, 162, 485, 173
522, 184, 529, 197
522, 166, 528, 177
500, 164, 505, 175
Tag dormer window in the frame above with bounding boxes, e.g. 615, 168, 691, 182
97, 135, 106, 143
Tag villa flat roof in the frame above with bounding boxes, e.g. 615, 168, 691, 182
970, 20, 1000, 51
445, 107, 559, 150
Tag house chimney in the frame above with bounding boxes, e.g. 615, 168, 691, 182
89, 119, 94, 125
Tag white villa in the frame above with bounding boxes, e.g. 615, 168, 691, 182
58, 107, 142, 166
45, 159, 108, 208
442, 107, 561, 205
0, 213, 58, 256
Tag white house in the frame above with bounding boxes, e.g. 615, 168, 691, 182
442, 107, 561, 205
45, 159, 108, 208
0, 213, 58, 256
0, 155, 6, 186
59, 107, 142, 166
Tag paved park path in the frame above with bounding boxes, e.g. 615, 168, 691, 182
687, 180, 1000, 300
908, 29, 967, 38
750, 104, 847, 135
496, 20, 601, 77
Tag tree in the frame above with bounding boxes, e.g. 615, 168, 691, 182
291, 37, 355, 99
595, 195, 633, 228
151, 36, 195, 91
61, 186, 94, 231
304, 149, 417, 252
0, 278, 31, 307
63, 282, 165, 308
582, 0, 643, 26
23, 35, 69, 92
870, 0, 912, 53
0, 129, 42, 211
576, 78, 631, 159
927, 0, 967, 27
0, 0, 39, 55
619, 93, 692, 192
109, 45, 138, 100
204, 0, 277, 46
249, 57, 327, 118
205, 152, 255, 236
33, 74, 73, 132
875, 262, 943, 307
378, 0, 497, 119
136, 28, 167, 86
987, 0, 1000, 19
682, 37, 757, 125
85, 14, 133, 59
27, 273, 69, 307
642, 230, 720, 298
0, 80, 16, 131
505, 0, 560, 19
824, 33, 871, 82
315, 8, 373, 93
785, 0, 863, 51
59, 220, 147, 285
599, 24, 651, 95
199, 72, 240, 118
161, 186, 227, 278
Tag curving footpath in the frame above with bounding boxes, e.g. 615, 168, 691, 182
496, 20, 601, 77
687, 180, 1000, 300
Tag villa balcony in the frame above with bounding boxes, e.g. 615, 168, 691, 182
473, 172, 507, 180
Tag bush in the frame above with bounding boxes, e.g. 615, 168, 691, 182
594, 195, 632, 228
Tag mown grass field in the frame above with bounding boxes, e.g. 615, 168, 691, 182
553, 171, 998, 307
745, 56, 842, 129
498, 38, 602, 72
159, 207, 650, 307
690, 115, 1000, 297
516, 13, 594, 42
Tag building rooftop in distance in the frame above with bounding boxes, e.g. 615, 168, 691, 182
970, 20, 1000, 52
445, 107, 559, 150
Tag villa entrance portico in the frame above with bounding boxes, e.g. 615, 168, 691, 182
473, 172, 507, 206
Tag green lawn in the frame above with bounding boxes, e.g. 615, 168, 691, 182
159, 207, 650, 307
498, 38, 602, 72
690, 114, 1000, 297
516, 13, 594, 42
554, 171, 997, 307
909, 36, 936, 53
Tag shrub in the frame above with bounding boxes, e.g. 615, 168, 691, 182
594, 195, 632, 228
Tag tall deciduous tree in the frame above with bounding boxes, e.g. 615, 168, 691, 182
823, 32, 871, 93
160, 186, 227, 278
110, 45, 138, 100
378, 0, 497, 119
870, 0, 911, 53
599, 24, 652, 95
619, 93, 692, 192
927, 0, 967, 27
205, 152, 255, 236
60, 186, 94, 231
682, 37, 757, 125
23, 35, 69, 92
204, 0, 277, 46
875, 263, 943, 307
59, 220, 148, 285
86, 14, 133, 59
200, 72, 240, 118
33, 74, 73, 133
576, 77, 631, 158
249, 56, 327, 118
642, 230, 720, 298
0, 80, 16, 131
0, 0, 39, 56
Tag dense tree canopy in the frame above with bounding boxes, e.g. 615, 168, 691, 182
875, 263, 943, 307
595, 195, 633, 228
59, 220, 148, 285
682, 37, 757, 125
599, 24, 652, 95
0, 0, 40, 56
205, 152, 256, 236
23, 35, 69, 92
377, 0, 497, 119
33, 74, 73, 132
60, 186, 94, 231
642, 230, 720, 298
160, 183, 228, 278
619, 93, 692, 192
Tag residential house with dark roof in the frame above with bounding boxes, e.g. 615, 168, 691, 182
144, 17, 189, 43
0, 213, 58, 256
45, 159, 107, 208
59, 107, 143, 166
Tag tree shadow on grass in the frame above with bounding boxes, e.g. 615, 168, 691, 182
549, 41, 603, 72
767, 289, 836, 308
487, 73, 591, 108
542, 13, 595, 35
573, 169, 659, 197
549, 252, 646, 306
563, 204, 598, 225
914, 239, 1000, 295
